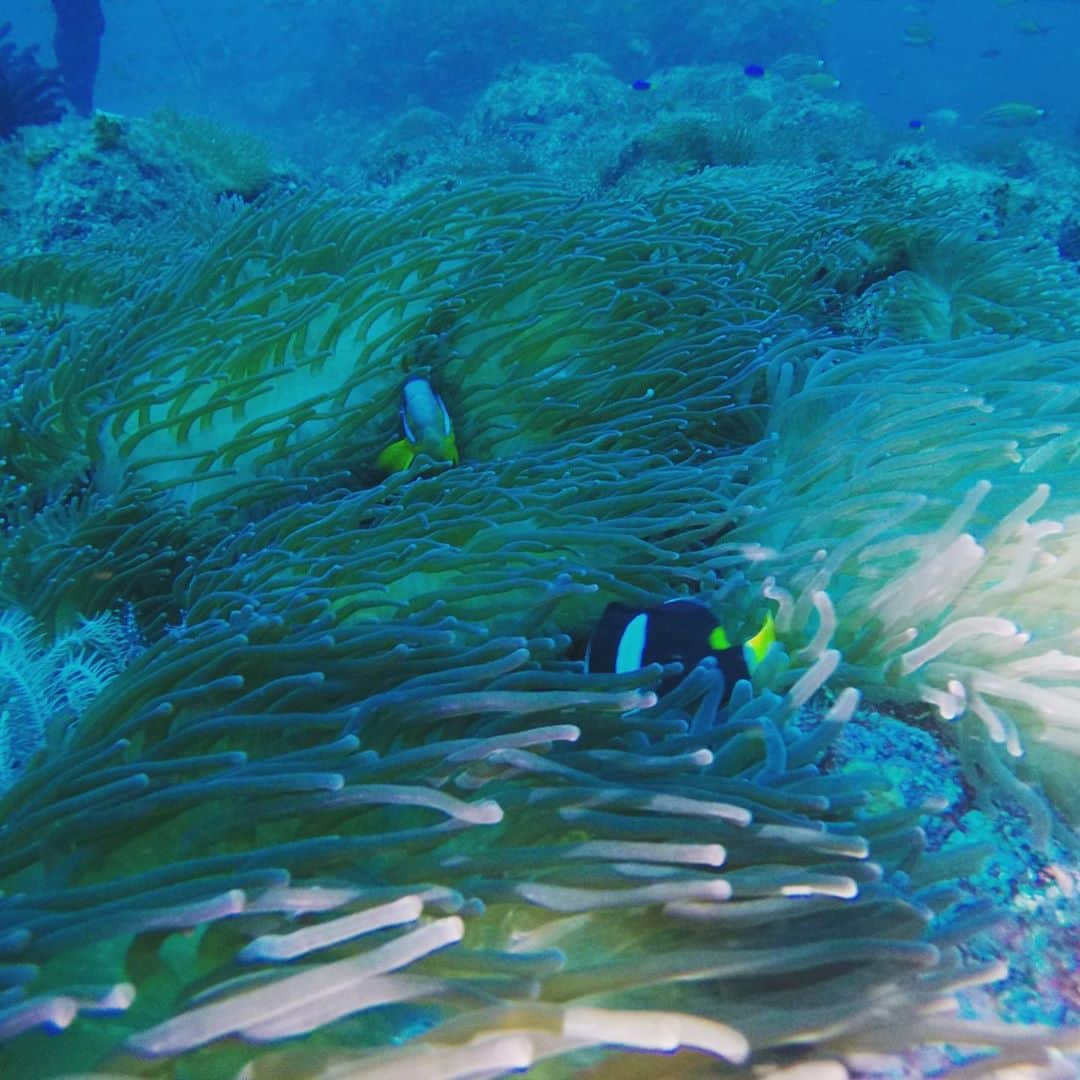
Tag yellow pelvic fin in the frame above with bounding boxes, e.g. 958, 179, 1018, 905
744, 611, 776, 668
376, 438, 417, 473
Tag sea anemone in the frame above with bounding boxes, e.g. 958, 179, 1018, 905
0, 597, 1036, 1076
845, 225, 1080, 342
1, 166, 1079, 1075
724, 333, 1080, 823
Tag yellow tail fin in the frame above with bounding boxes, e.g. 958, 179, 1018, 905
376, 439, 416, 473
744, 610, 776, 668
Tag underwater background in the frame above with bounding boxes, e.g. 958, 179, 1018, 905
1, 0, 1080, 1076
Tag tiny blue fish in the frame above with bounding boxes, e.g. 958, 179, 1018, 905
631, 78, 651, 91
743, 63, 765, 78
908, 118, 924, 130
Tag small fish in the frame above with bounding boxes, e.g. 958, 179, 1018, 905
768, 54, 825, 78
908, 118, 924, 130
743, 63, 765, 78
772, 54, 825, 78
979, 47, 1002, 59
585, 598, 775, 698
1017, 19, 1050, 36
903, 23, 935, 47
631, 78, 651, 91
979, 102, 1046, 128
800, 71, 841, 91
376, 374, 459, 473
929, 107, 959, 126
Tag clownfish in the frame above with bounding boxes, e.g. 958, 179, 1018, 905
585, 598, 775, 698
376, 375, 459, 473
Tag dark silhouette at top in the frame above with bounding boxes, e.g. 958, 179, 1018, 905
52, 0, 105, 115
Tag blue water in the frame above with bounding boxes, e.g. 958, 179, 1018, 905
823, 0, 1080, 137
6, 0, 1079, 145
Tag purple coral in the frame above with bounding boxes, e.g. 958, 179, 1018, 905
0, 23, 65, 140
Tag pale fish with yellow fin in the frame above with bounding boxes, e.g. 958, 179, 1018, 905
1017, 18, 1051, 36
799, 71, 841, 92
979, 102, 1046, 128
376, 374, 459, 473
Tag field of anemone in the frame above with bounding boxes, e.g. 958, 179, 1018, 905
1, 113, 1080, 1078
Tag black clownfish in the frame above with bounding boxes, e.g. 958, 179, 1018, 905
585, 598, 775, 698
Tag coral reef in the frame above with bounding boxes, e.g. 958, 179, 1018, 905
149, 108, 283, 201
0, 24, 64, 141
360, 107, 459, 189
307, 0, 824, 123
0, 108, 294, 258
452, 59, 882, 195
0, 607, 142, 790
